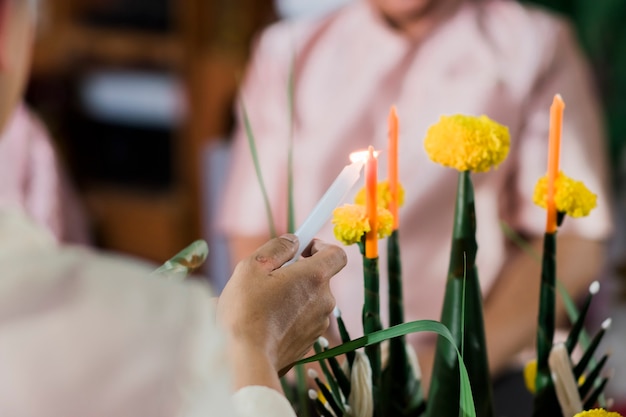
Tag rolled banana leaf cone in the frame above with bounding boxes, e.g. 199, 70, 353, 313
382, 230, 425, 416
426, 171, 494, 417
362, 255, 382, 415
532, 232, 558, 416
151, 240, 209, 280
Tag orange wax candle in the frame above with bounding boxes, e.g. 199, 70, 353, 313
546, 94, 565, 233
365, 146, 378, 258
388, 106, 399, 230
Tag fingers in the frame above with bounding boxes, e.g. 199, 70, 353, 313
247, 234, 300, 272
298, 239, 347, 280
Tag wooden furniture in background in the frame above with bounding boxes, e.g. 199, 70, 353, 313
28, 0, 275, 263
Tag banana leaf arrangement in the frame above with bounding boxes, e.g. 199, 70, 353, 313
237, 83, 620, 416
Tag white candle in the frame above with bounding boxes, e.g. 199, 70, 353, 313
287, 157, 365, 264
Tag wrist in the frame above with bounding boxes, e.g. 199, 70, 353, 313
228, 339, 282, 393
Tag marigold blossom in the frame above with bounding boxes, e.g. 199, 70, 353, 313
533, 171, 597, 217
524, 357, 585, 394
354, 180, 405, 210
332, 204, 393, 245
523, 359, 537, 393
423, 114, 510, 172
574, 409, 623, 417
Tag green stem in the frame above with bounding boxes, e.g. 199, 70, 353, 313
536, 232, 556, 393
362, 256, 382, 397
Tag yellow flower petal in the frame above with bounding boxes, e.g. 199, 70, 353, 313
533, 172, 597, 217
332, 204, 370, 246
331, 204, 394, 246
574, 409, 623, 417
376, 206, 394, 239
523, 359, 537, 394
424, 114, 510, 172
354, 180, 406, 210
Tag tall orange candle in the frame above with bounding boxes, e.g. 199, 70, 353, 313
546, 94, 565, 233
388, 106, 399, 230
365, 146, 378, 258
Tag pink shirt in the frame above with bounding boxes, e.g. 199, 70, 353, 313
221, 0, 613, 347
0, 104, 89, 244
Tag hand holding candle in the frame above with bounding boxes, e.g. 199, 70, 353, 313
289, 153, 366, 263
546, 94, 565, 233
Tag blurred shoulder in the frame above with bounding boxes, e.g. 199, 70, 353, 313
252, 3, 358, 59
473, 0, 577, 51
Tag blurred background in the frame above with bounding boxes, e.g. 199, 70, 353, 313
23, 0, 626, 407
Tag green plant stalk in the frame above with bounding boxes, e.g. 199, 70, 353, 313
335, 311, 356, 367
579, 353, 609, 399
240, 99, 277, 238
500, 222, 605, 407
383, 230, 423, 416
286, 52, 296, 234
362, 255, 382, 413
426, 171, 494, 417
314, 342, 344, 411
583, 377, 609, 410
536, 232, 556, 393
532, 232, 561, 417
573, 325, 607, 379
565, 289, 594, 355
295, 365, 310, 417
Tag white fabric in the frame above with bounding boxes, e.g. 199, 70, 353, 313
0, 209, 295, 417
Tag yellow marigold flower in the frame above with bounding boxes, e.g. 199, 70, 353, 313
354, 180, 406, 210
523, 360, 537, 394
524, 357, 585, 394
376, 207, 394, 239
332, 204, 394, 246
533, 172, 597, 217
423, 114, 510, 172
574, 409, 623, 417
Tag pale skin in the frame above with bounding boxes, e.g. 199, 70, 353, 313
227, 0, 608, 396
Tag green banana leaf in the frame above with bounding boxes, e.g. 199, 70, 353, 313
151, 240, 209, 280
297, 320, 476, 417
427, 171, 494, 417
383, 230, 424, 416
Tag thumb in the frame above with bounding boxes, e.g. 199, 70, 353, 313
250, 234, 300, 272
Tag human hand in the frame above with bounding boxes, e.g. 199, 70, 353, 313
217, 234, 347, 379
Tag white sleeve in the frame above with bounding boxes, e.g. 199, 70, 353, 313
232, 386, 298, 417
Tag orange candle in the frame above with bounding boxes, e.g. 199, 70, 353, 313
388, 106, 399, 230
365, 146, 378, 258
546, 94, 565, 233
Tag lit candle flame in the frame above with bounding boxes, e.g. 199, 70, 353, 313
350, 149, 382, 163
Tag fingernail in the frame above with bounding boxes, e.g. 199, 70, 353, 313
281, 233, 298, 243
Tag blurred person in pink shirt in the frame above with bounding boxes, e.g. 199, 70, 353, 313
220, 0, 613, 412
0, 0, 89, 244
